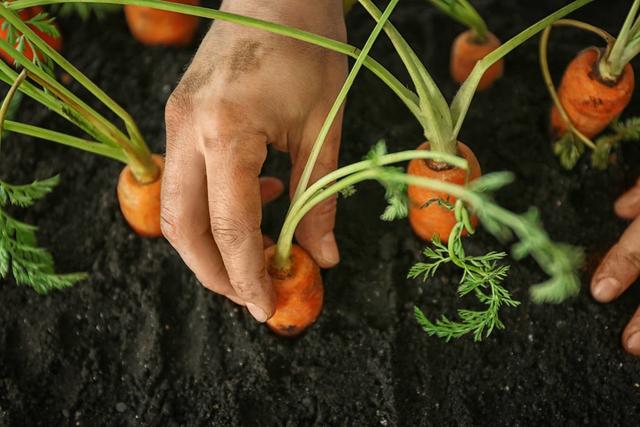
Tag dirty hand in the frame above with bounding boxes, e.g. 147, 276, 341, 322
161, 0, 346, 322
591, 179, 640, 356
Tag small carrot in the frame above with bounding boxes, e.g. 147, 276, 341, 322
407, 142, 481, 242
0, 6, 62, 65
116, 154, 164, 237
124, 0, 200, 47
264, 244, 323, 337
550, 48, 635, 139
451, 29, 504, 90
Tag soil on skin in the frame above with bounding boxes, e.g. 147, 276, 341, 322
1, 1, 639, 425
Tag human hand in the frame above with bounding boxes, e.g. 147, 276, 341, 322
161, 0, 346, 322
591, 179, 640, 356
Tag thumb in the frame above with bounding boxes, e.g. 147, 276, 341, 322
289, 117, 342, 268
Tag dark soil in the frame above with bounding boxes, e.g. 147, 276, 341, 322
1, 1, 640, 425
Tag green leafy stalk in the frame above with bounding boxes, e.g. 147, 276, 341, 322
291, 0, 399, 204
0, 176, 87, 293
279, 141, 583, 304
426, 0, 489, 41
410, 218, 519, 341
0, 5, 158, 183
276, 0, 399, 268
360, 0, 454, 154
599, 0, 640, 81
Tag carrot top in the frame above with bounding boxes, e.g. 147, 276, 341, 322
426, 0, 489, 43
599, 0, 640, 82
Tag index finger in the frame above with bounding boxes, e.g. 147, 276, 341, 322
202, 131, 275, 322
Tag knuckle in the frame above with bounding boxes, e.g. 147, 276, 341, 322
313, 196, 337, 218
165, 88, 192, 128
159, 206, 183, 244
210, 216, 259, 248
621, 248, 640, 271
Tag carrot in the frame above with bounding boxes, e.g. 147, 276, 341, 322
0, 6, 62, 65
264, 244, 323, 337
116, 154, 164, 237
407, 142, 481, 242
124, 0, 200, 47
450, 29, 504, 90
550, 48, 635, 139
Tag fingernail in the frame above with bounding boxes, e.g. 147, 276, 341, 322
626, 332, 640, 354
592, 277, 621, 302
246, 303, 268, 323
319, 233, 339, 266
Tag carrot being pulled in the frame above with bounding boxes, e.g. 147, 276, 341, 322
124, 0, 200, 47
427, 0, 503, 90
264, 245, 323, 337
543, 2, 640, 168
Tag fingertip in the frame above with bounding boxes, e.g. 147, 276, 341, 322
591, 277, 621, 303
624, 332, 640, 356
314, 232, 340, 268
246, 302, 269, 323
614, 187, 640, 219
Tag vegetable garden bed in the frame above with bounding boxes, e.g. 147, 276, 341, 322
0, 0, 639, 425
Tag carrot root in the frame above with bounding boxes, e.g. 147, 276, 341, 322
550, 48, 635, 139
407, 142, 481, 243
265, 244, 323, 337
116, 154, 164, 238
450, 30, 504, 90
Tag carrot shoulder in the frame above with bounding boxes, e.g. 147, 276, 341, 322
551, 48, 635, 139
124, 0, 200, 47
265, 244, 323, 337
450, 29, 504, 90
407, 142, 481, 243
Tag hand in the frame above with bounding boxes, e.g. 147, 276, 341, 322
591, 179, 640, 356
161, 0, 346, 322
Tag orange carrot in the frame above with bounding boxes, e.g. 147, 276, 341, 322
116, 154, 164, 237
550, 48, 635, 139
0, 6, 62, 64
450, 29, 503, 90
407, 142, 481, 242
124, 0, 200, 47
264, 244, 323, 337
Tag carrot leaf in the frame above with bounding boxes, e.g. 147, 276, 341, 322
0, 176, 87, 293
411, 220, 519, 342
553, 133, 585, 170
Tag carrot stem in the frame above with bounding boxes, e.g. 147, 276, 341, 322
360, 0, 454, 154
276, 149, 467, 268
600, 0, 640, 82
291, 0, 399, 204
426, 0, 489, 42
3, 120, 128, 162
0, 69, 27, 151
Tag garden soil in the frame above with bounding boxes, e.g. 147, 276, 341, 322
1, 1, 639, 425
